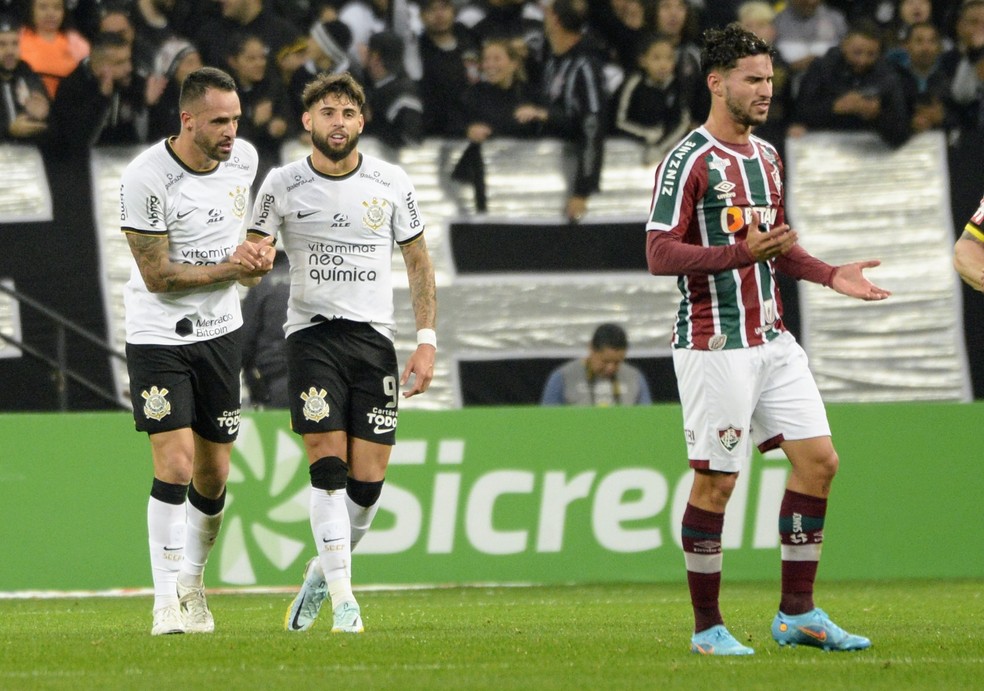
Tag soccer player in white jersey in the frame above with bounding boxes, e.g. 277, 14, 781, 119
248, 71, 437, 634
119, 67, 275, 636
646, 24, 890, 655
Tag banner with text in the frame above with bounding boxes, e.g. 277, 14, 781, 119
0, 403, 978, 591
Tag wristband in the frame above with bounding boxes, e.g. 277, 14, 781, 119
417, 328, 437, 349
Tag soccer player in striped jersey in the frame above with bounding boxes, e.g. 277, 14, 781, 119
646, 23, 890, 655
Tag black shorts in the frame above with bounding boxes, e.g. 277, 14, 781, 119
286, 319, 399, 444
126, 330, 243, 442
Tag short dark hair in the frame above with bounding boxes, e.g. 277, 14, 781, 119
91, 30, 129, 53
368, 30, 405, 74
844, 18, 883, 45
301, 71, 366, 111
225, 31, 265, 61
550, 0, 588, 33
178, 66, 237, 110
591, 324, 628, 351
700, 22, 773, 77
903, 20, 940, 43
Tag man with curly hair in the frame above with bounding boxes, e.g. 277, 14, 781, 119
647, 23, 886, 655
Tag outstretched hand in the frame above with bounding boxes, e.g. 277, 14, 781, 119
401, 344, 435, 398
830, 260, 891, 301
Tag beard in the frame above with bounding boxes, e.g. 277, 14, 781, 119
312, 128, 359, 162
725, 94, 768, 128
195, 132, 232, 162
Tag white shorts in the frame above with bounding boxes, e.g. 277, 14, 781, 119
672, 331, 830, 473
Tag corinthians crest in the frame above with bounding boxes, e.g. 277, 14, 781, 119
142, 386, 171, 421
229, 185, 248, 218
718, 425, 743, 452
300, 387, 330, 422
362, 197, 389, 230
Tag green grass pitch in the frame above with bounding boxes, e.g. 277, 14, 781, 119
1, 580, 982, 690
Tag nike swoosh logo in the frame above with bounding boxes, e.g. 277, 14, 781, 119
373, 425, 392, 434
322, 537, 343, 543
289, 600, 308, 630
177, 209, 195, 219
163, 546, 181, 551
297, 210, 319, 218
798, 627, 827, 642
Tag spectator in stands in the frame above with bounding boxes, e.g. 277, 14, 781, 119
131, 0, 183, 63
774, 0, 848, 97
655, 0, 702, 65
541, 323, 652, 406
514, 0, 606, 224
789, 18, 910, 147
883, 0, 940, 52
611, 33, 691, 166
94, 5, 152, 144
146, 36, 201, 140
242, 249, 290, 409
738, 0, 794, 153
98, 1, 155, 79
194, 0, 304, 81
288, 19, 354, 131
339, 0, 422, 78
363, 30, 423, 152
0, 14, 49, 142
452, 36, 539, 140
19, 0, 90, 99
892, 21, 949, 134
43, 31, 133, 156
654, 0, 704, 120
418, 0, 479, 137
588, 0, 659, 76
226, 32, 291, 188
940, 0, 984, 133
470, 0, 545, 88
449, 36, 540, 210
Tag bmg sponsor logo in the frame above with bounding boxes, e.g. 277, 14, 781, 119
255, 193, 275, 227
145, 195, 162, 227
406, 192, 421, 230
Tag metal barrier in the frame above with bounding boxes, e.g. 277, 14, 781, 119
0, 281, 128, 411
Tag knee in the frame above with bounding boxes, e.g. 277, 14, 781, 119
817, 448, 839, 483
310, 455, 349, 491
691, 471, 739, 512
194, 464, 230, 497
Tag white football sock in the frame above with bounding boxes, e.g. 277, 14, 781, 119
179, 501, 223, 588
346, 494, 380, 551
311, 487, 355, 606
147, 496, 186, 609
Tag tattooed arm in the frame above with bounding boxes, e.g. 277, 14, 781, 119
125, 233, 274, 293
399, 235, 437, 397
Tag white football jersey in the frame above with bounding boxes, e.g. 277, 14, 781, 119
119, 138, 258, 344
249, 152, 425, 340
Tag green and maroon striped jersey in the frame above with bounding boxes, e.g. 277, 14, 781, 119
647, 127, 788, 351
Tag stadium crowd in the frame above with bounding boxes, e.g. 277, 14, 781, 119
1, 0, 982, 192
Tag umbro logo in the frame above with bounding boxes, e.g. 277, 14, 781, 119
177, 209, 195, 219
297, 210, 319, 219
